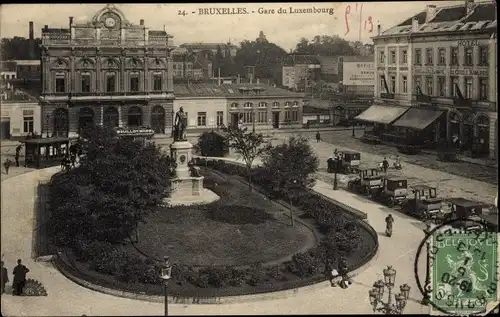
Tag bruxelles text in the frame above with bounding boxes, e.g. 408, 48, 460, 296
197, 7, 335, 15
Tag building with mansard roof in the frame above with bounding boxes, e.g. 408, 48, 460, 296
39, 4, 175, 137
360, 0, 496, 159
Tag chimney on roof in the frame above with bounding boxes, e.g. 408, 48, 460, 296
377, 23, 381, 35
425, 5, 437, 23
411, 17, 419, 32
44, 25, 48, 31
29, 22, 35, 59
465, 0, 475, 15
69, 16, 73, 27
29, 21, 34, 40
140, 19, 144, 26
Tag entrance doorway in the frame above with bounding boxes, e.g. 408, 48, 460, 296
272, 112, 280, 128
78, 107, 94, 134
151, 105, 166, 134
231, 113, 239, 128
1, 120, 10, 139
53, 108, 69, 137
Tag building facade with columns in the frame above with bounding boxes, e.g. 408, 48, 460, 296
39, 4, 175, 137
367, 0, 496, 159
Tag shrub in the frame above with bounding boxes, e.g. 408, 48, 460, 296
287, 252, 321, 278
265, 265, 284, 281
227, 267, 247, 287
173, 265, 198, 286
118, 255, 145, 283
246, 263, 267, 286
73, 240, 115, 262
137, 260, 162, 285
89, 249, 128, 275
195, 268, 211, 288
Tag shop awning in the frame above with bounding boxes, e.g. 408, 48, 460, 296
354, 105, 409, 124
392, 107, 444, 130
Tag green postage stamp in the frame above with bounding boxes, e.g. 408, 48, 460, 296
431, 227, 498, 315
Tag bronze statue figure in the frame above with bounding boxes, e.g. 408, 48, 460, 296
173, 107, 187, 141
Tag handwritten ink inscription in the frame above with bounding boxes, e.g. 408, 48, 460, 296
345, 3, 373, 36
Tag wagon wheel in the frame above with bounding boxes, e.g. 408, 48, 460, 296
387, 198, 395, 208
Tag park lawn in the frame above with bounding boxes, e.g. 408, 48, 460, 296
129, 170, 316, 267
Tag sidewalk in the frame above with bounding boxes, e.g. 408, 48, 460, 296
1, 163, 432, 315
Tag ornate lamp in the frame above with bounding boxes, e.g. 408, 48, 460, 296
161, 256, 172, 282
400, 283, 411, 300
369, 288, 378, 310
395, 293, 407, 312
383, 265, 396, 287
373, 280, 385, 300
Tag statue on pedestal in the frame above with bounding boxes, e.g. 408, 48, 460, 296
173, 107, 187, 141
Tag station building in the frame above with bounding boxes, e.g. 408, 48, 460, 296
360, 0, 497, 159
39, 4, 175, 137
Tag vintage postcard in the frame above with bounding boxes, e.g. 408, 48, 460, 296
0, 1, 497, 316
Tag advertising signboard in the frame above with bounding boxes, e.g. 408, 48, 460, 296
342, 62, 375, 86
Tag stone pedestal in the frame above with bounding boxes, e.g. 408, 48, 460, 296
165, 141, 219, 206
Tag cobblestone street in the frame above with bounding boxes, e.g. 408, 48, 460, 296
293, 129, 497, 185
270, 131, 497, 206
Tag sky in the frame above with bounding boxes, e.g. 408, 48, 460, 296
0, 1, 464, 51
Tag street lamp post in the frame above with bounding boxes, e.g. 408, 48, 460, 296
45, 113, 50, 138
368, 266, 411, 314
422, 222, 432, 305
352, 124, 356, 137
160, 256, 172, 316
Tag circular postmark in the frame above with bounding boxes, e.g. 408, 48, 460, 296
414, 217, 498, 315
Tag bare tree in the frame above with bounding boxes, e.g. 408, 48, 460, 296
224, 126, 269, 189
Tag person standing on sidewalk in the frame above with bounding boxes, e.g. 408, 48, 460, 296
316, 131, 321, 142
12, 259, 29, 296
1, 261, 9, 294
3, 158, 12, 175
385, 214, 394, 237
15, 144, 22, 167
382, 157, 389, 174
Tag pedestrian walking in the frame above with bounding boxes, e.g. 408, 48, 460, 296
3, 158, 12, 175
316, 131, 321, 142
385, 214, 394, 237
12, 259, 29, 296
337, 256, 351, 289
15, 144, 22, 167
382, 157, 389, 174
1, 261, 9, 294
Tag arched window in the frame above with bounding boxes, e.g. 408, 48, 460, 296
272, 102, 280, 108
244, 102, 252, 108
231, 102, 238, 109
128, 106, 143, 127
258, 102, 267, 108
151, 105, 165, 134
104, 107, 119, 128
78, 107, 94, 133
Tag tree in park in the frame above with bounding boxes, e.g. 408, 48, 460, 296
50, 125, 175, 245
223, 126, 269, 188
259, 135, 319, 200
